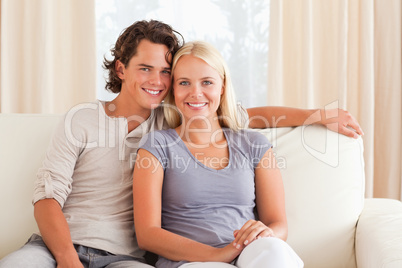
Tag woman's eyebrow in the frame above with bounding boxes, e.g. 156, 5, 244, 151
175, 76, 217, 80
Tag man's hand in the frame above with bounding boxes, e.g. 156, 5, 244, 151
56, 253, 84, 268
317, 108, 364, 139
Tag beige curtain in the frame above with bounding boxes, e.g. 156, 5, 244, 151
0, 0, 96, 114
0, 0, 2, 112
268, 0, 402, 200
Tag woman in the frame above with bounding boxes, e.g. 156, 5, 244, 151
133, 41, 303, 267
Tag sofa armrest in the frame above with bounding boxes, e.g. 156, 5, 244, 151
356, 198, 402, 268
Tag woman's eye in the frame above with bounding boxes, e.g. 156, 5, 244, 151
203, 81, 212, 85
179, 81, 189, 86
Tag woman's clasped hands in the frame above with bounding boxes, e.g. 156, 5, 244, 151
233, 220, 274, 250
215, 220, 274, 263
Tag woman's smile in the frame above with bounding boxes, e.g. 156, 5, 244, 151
186, 102, 208, 108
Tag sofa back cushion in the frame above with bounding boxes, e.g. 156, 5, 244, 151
0, 114, 62, 259
257, 126, 365, 268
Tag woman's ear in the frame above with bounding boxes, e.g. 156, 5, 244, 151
115, 60, 125, 79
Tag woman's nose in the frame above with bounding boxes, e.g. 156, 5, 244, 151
190, 85, 203, 98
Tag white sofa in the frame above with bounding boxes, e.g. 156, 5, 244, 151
1, 113, 402, 268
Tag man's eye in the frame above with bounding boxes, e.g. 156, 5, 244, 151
140, 68, 150, 71
162, 70, 171, 75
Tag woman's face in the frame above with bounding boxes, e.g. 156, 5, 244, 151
172, 54, 223, 123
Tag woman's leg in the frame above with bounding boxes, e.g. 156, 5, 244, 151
106, 260, 154, 268
236, 237, 303, 268
180, 262, 236, 268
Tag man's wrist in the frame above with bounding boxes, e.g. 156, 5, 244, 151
305, 109, 323, 126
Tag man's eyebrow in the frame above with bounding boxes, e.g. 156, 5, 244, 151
137, 63, 171, 70
137, 64, 153, 68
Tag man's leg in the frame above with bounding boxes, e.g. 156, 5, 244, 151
80, 245, 152, 268
0, 234, 56, 268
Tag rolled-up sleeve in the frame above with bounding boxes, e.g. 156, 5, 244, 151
33, 115, 81, 208
237, 103, 250, 129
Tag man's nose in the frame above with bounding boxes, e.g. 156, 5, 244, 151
149, 72, 162, 85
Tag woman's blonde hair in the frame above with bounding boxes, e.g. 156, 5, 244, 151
163, 41, 243, 131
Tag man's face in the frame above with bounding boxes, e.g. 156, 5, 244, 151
117, 39, 172, 111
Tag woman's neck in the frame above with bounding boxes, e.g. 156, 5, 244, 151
176, 117, 225, 147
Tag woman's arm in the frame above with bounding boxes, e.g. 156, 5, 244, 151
133, 149, 241, 263
232, 148, 287, 248
246, 106, 363, 138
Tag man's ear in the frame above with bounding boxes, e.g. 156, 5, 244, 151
115, 60, 125, 79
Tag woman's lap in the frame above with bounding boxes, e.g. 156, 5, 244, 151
180, 238, 303, 268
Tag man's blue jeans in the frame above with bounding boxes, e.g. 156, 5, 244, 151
0, 234, 153, 268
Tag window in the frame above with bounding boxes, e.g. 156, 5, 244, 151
96, 0, 269, 108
